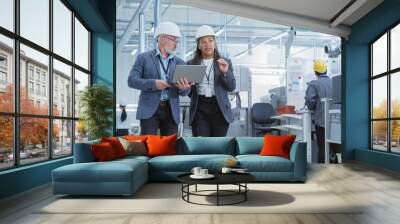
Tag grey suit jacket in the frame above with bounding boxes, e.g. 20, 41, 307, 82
127, 49, 190, 125
187, 57, 236, 124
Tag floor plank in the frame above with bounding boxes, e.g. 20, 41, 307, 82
1, 162, 400, 224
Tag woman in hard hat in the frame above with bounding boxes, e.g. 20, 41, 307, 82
187, 25, 236, 137
305, 59, 338, 163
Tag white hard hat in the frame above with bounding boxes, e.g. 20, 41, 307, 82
195, 25, 215, 39
154, 21, 181, 38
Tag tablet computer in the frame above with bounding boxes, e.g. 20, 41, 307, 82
172, 65, 207, 83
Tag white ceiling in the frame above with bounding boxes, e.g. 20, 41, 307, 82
226, 0, 352, 21
175, 0, 384, 38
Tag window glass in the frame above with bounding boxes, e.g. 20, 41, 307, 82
391, 120, 400, 153
372, 77, 387, 119
0, 0, 14, 31
20, 0, 49, 49
372, 121, 388, 151
53, 119, 72, 158
20, 44, 49, 115
74, 18, 89, 70
391, 24, 400, 70
74, 69, 89, 118
53, 0, 72, 60
0, 116, 13, 170
20, 117, 49, 165
53, 59, 72, 117
391, 72, 400, 118
372, 33, 387, 76
0, 35, 14, 113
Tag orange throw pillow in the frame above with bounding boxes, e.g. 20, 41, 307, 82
91, 142, 117, 162
146, 135, 177, 157
259, 135, 296, 159
101, 137, 127, 158
123, 135, 148, 141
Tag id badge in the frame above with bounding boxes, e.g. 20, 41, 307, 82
205, 85, 212, 97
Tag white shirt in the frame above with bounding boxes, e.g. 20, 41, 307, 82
197, 58, 215, 96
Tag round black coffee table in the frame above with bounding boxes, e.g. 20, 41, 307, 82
177, 173, 255, 206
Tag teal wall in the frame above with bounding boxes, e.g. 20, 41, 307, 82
344, 0, 400, 171
91, 32, 115, 136
0, 0, 116, 200
91, 0, 116, 135
92, 33, 114, 88
0, 158, 72, 199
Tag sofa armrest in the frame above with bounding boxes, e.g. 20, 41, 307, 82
73, 140, 100, 163
289, 141, 307, 181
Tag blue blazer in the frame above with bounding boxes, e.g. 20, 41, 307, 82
186, 57, 236, 124
128, 49, 190, 125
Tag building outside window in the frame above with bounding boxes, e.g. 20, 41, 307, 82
35, 70, 40, 81
0, 54, 6, 67
28, 81, 34, 94
0, 71, 6, 85
41, 73, 46, 82
35, 83, 40, 95
41, 85, 46, 97
28, 67, 34, 80
0, 54, 7, 88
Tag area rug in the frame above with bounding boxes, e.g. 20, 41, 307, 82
37, 183, 362, 214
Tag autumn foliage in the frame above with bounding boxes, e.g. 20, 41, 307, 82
0, 84, 59, 151
372, 99, 400, 141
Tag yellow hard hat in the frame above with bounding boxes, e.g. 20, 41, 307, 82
314, 59, 327, 74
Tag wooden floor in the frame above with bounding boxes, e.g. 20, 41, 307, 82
1, 162, 400, 224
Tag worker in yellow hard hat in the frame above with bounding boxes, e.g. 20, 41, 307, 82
305, 59, 338, 163
313, 59, 328, 74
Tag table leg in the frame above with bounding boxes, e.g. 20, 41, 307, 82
245, 183, 247, 201
187, 184, 190, 202
217, 184, 219, 206
181, 184, 183, 199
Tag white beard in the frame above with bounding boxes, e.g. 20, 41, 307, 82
165, 47, 176, 55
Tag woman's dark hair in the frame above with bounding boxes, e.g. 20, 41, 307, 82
192, 36, 221, 64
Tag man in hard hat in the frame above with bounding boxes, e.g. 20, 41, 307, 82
305, 59, 338, 163
128, 21, 191, 135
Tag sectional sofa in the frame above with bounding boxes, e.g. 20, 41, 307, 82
52, 137, 307, 196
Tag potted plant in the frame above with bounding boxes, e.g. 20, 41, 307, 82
79, 84, 114, 140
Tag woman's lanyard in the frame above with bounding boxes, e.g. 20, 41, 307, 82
201, 60, 214, 84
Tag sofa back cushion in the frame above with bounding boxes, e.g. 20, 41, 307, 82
236, 137, 263, 155
101, 137, 127, 158
118, 137, 147, 156
91, 142, 118, 161
123, 135, 149, 142
260, 135, 296, 159
179, 137, 235, 155
73, 139, 100, 163
147, 135, 177, 157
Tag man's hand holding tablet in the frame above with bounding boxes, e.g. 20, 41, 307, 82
174, 77, 194, 90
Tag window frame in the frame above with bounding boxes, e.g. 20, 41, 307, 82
370, 21, 400, 154
0, 0, 92, 171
